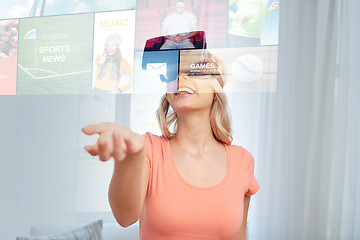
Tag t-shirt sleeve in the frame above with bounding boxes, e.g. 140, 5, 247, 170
190, 13, 198, 25
245, 151, 260, 196
144, 132, 153, 167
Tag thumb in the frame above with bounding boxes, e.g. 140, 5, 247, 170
124, 134, 145, 155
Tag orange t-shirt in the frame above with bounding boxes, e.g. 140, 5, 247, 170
140, 133, 260, 240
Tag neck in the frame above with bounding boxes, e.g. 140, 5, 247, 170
171, 110, 218, 152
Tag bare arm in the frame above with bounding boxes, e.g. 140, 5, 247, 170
234, 195, 251, 240
267, 0, 279, 16
178, 30, 198, 42
161, 25, 175, 41
83, 123, 149, 227
109, 151, 150, 226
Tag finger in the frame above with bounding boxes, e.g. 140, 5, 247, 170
85, 144, 99, 156
82, 124, 99, 135
98, 133, 113, 161
82, 122, 112, 135
113, 132, 126, 161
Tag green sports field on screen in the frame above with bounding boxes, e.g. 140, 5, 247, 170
17, 14, 94, 94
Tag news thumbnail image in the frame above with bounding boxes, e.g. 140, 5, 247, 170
0, 19, 18, 95
92, 10, 135, 94
17, 14, 94, 94
135, 0, 228, 49
227, 0, 280, 47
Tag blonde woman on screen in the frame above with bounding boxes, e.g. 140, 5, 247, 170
83, 50, 259, 239
93, 33, 133, 94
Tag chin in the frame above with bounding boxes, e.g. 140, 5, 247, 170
168, 93, 214, 113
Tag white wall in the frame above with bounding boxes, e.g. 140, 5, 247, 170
0, 95, 130, 239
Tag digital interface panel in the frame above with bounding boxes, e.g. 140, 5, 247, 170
0, 0, 280, 95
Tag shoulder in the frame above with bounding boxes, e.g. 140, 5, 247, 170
145, 132, 168, 152
226, 144, 255, 166
162, 13, 174, 22
227, 144, 251, 155
145, 132, 166, 142
185, 11, 197, 18
144, 132, 168, 167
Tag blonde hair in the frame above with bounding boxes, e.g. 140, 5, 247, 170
156, 92, 232, 144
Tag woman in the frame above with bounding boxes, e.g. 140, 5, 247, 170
93, 33, 133, 94
83, 50, 259, 239
227, 0, 279, 47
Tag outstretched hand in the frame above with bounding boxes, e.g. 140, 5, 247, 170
82, 123, 145, 162
270, 0, 279, 10
98, 52, 107, 65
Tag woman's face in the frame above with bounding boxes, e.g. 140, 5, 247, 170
105, 40, 118, 56
167, 74, 219, 113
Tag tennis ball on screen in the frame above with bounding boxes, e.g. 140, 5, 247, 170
231, 55, 263, 82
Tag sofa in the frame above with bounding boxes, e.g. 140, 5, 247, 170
17, 220, 139, 240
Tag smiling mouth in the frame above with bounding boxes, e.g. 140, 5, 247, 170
175, 87, 196, 95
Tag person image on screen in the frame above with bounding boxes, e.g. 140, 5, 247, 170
160, 0, 198, 50
94, 33, 133, 94
227, 0, 279, 47
0, 30, 12, 57
82, 50, 260, 239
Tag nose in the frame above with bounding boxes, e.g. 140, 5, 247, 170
177, 74, 192, 87
177, 74, 184, 87
177, 74, 187, 90
176, 74, 197, 93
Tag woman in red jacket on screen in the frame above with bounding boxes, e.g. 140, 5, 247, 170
82, 50, 259, 240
